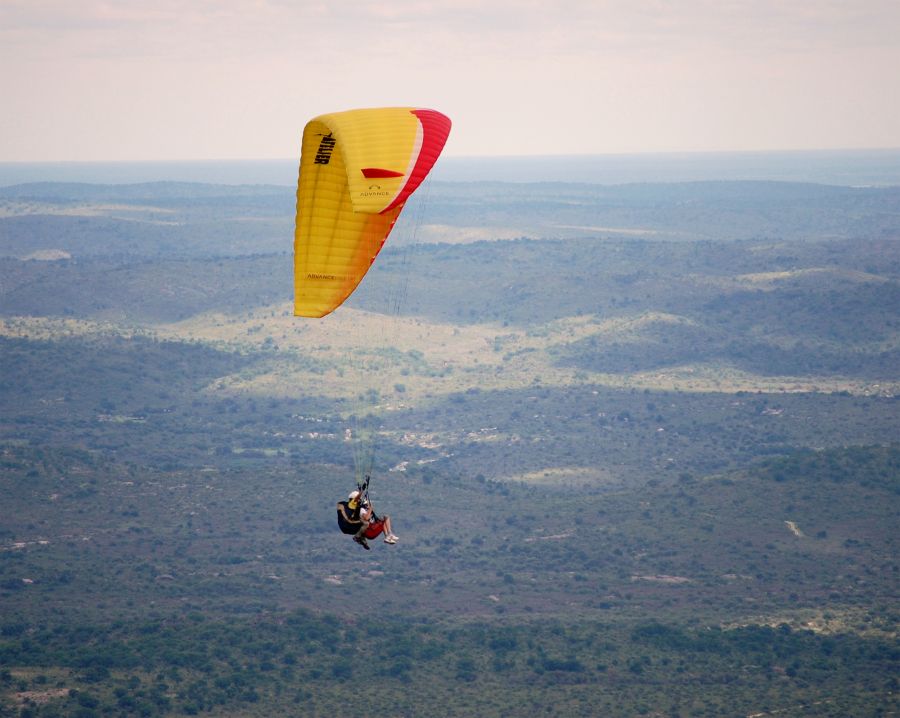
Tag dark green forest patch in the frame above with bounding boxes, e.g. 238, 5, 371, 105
1, 610, 896, 717
0, 255, 289, 323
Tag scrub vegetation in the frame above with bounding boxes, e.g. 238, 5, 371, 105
0, 180, 897, 716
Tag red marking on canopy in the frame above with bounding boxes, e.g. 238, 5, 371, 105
362, 167, 405, 179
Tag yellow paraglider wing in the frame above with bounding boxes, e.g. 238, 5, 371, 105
293, 107, 451, 318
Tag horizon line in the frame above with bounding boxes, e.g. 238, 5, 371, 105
2, 146, 900, 166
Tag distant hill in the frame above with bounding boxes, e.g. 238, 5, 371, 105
0, 181, 293, 259
2, 180, 899, 262
419, 180, 900, 242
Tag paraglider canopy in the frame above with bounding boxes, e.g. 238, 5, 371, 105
293, 107, 452, 318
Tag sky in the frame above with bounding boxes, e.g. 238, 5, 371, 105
1, 0, 899, 161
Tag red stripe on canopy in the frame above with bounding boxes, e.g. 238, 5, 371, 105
381, 109, 451, 214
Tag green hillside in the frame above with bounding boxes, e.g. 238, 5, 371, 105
0, 179, 897, 717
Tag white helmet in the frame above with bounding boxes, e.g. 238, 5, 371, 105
348, 490, 360, 501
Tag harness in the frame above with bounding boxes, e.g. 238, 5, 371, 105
336, 501, 362, 535
336, 475, 377, 535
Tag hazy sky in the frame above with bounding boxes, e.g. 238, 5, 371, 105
2, 0, 899, 161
